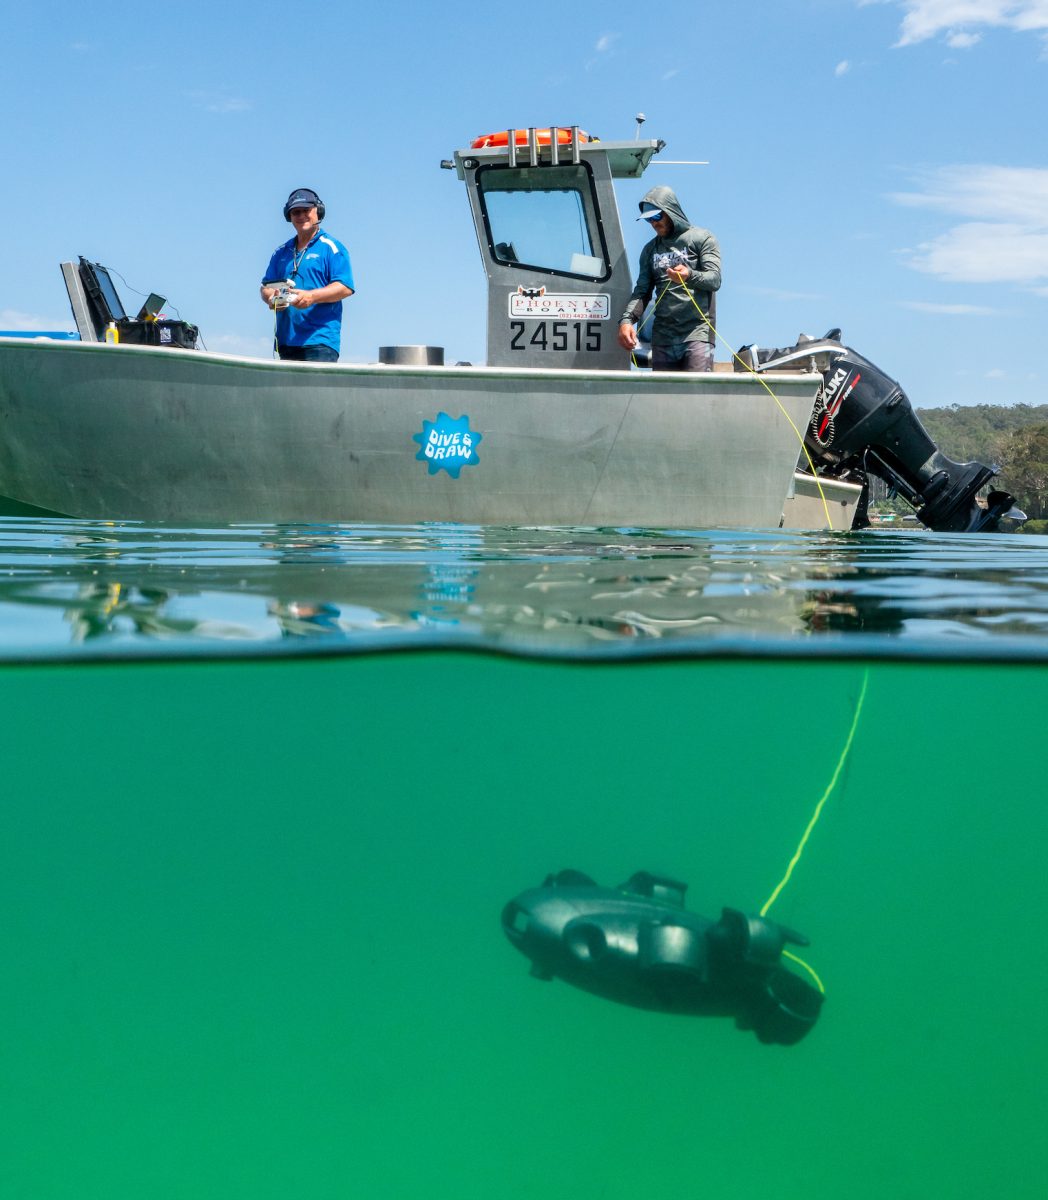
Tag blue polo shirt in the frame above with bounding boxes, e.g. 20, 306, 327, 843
264, 228, 354, 350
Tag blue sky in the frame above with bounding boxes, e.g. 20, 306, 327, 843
4, 0, 1046, 407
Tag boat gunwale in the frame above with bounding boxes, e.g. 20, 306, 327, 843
0, 336, 822, 386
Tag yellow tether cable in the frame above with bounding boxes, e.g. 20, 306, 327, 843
762, 669, 869, 918
782, 949, 825, 995
629, 275, 835, 529
758, 668, 870, 995
628, 282, 673, 370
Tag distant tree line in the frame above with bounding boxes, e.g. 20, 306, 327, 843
910, 403, 1048, 525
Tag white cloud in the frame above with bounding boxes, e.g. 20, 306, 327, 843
595, 33, 619, 52
893, 165, 1048, 285
900, 300, 996, 312
909, 221, 1048, 282
835, 59, 852, 74
891, 165, 1048, 223
870, 1, 1048, 48
186, 90, 251, 113
0, 308, 75, 331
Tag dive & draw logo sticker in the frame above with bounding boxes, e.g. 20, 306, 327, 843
413, 412, 482, 478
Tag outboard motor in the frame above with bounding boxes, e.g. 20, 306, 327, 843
739, 332, 1017, 532
502, 869, 823, 1045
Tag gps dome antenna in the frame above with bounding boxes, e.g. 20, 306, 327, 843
635, 115, 707, 162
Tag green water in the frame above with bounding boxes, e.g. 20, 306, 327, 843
2, 652, 1045, 1198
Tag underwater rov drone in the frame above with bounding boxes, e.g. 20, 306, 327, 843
739, 331, 1019, 532
502, 870, 823, 1045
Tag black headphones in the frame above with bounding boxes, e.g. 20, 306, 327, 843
283, 188, 326, 222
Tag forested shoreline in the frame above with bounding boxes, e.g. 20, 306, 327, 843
911, 404, 1048, 525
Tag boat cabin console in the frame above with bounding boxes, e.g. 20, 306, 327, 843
446, 126, 662, 370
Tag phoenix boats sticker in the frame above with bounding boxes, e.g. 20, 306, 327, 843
413, 412, 482, 478
508, 290, 610, 319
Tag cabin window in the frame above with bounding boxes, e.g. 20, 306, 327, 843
477, 163, 609, 281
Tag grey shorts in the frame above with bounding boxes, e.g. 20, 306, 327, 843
652, 340, 714, 372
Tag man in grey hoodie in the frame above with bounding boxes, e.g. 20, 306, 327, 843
617, 186, 721, 371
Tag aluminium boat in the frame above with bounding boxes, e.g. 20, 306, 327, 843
0, 124, 1007, 530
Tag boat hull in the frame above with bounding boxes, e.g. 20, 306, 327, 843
0, 339, 825, 528
781, 471, 864, 530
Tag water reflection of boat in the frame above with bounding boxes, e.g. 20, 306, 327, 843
24, 524, 852, 648
63, 582, 265, 643
7, 520, 1045, 651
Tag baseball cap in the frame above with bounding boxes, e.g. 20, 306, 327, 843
638, 206, 664, 222
284, 189, 323, 219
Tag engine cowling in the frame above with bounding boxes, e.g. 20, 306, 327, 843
739, 333, 1017, 533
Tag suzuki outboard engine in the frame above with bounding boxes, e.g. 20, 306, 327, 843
739, 332, 1017, 532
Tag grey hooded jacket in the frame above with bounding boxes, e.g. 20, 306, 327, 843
620, 186, 721, 345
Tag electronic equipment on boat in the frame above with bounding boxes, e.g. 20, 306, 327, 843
62, 257, 198, 349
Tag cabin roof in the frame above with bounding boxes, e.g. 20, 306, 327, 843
451, 137, 663, 181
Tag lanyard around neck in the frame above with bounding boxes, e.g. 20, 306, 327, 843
291, 230, 319, 277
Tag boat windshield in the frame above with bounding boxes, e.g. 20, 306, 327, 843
477, 163, 608, 281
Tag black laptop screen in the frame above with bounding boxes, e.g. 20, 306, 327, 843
79, 258, 127, 321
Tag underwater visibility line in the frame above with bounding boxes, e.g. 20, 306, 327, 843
758, 668, 871, 993
632, 279, 835, 529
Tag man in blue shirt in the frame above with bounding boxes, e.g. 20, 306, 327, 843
261, 187, 355, 362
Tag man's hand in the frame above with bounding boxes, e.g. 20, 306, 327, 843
618, 322, 639, 351
667, 265, 691, 284
288, 289, 314, 309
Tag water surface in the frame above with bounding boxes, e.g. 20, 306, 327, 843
2, 517, 1048, 658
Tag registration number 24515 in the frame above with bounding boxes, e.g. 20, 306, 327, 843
509, 320, 602, 352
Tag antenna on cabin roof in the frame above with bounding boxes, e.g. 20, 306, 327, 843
635, 113, 706, 162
